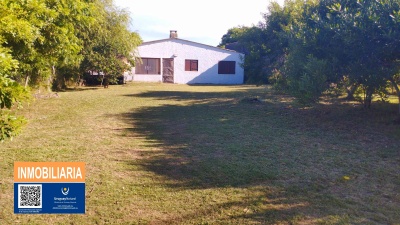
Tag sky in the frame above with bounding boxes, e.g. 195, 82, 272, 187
114, 0, 284, 47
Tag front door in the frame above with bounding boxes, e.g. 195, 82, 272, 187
162, 58, 174, 83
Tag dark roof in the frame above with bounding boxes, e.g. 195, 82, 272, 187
140, 38, 242, 54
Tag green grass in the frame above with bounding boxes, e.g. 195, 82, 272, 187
1, 83, 399, 224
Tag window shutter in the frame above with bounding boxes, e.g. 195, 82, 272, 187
147, 58, 161, 74
185, 60, 198, 71
135, 58, 160, 74
218, 61, 224, 74
191, 60, 198, 71
135, 59, 147, 74
228, 61, 235, 74
218, 61, 236, 74
185, 60, 191, 71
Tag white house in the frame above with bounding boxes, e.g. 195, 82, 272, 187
129, 31, 244, 84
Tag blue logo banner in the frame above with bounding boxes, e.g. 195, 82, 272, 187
14, 183, 85, 214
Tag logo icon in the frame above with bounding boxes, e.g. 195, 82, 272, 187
61, 187, 69, 196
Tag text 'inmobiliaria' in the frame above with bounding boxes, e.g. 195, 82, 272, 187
14, 162, 85, 182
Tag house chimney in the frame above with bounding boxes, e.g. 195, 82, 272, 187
170, 30, 178, 38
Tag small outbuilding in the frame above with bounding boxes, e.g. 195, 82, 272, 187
129, 30, 244, 84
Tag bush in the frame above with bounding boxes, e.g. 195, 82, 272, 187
268, 69, 288, 92
293, 56, 328, 104
0, 111, 26, 141
282, 53, 328, 104
0, 75, 30, 141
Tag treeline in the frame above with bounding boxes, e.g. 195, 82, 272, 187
220, 0, 400, 111
0, 0, 141, 141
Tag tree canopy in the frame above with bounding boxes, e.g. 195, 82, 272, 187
0, 0, 142, 141
220, 0, 400, 113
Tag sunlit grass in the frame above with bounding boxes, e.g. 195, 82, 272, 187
0, 82, 399, 224
385, 94, 399, 104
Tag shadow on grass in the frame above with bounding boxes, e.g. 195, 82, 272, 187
116, 88, 400, 223
119, 89, 290, 186
121, 87, 267, 101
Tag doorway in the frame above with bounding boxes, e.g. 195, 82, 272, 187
162, 58, 174, 83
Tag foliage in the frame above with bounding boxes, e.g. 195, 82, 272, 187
268, 69, 288, 92
218, 1, 291, 84
0, 0, 91, 88
292, 55, 328, 104
309, 0, 400, 107
0, 45, 30, 141
0, 0, 141, 90
237, 26, 270, 84
279, 38, 328, 104
218, 26, 267, 83
0, 75, 30, 109
218, 0, 400, 109
0, 111, 26, 141
77, 0, 142, 87
218, 26, 251, 49
0, 0, 142, 139
225, 0, 400, 108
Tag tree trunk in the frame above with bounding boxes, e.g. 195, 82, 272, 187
24, 75, 30, 88
48, 65, 56, 92
395, 93, 400, 123
345, 84, 357, 100
100, 74, 104, 86
389, 78, 400, 117
103, 75, 109, 88
364, 87, 373, 109
77, 74, 81, 87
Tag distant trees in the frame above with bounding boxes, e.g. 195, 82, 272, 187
220, 0, 400, 114
0, 0, 141, 141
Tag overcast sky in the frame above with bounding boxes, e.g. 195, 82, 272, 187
114, 0, 284, 46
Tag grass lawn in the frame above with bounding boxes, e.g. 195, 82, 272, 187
1, 82, 399, 224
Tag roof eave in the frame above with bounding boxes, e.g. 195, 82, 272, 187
140, 38, 240, 54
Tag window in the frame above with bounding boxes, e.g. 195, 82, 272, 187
218, 61, 236, 74
185, 60, 198, 71
135, 58, 160, 74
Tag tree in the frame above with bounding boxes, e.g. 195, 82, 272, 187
1, 0, 94, 90
0, 0, 142, 140
218, 1, 292, 84
264, 0, 329, 101
77, 0, 142, 87
310, 0, 400, 108
269, 0, 400, 109
240, 26, 270, 84
0, 44, 30, 141
218, 26, 251, 50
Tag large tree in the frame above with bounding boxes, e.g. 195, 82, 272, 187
76, 0, 142, 87
219, 26, 270, 84
311, 0, 400, 108
268, 0, 400, 110
0, 42, 30, 141
218, 1, 292, 84
0, 0, 94, 89
0, 0, 142, 140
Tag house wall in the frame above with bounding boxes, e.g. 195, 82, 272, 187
132, 39, 244, 84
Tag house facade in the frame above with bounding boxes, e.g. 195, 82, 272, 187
129, 31, 244, 84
